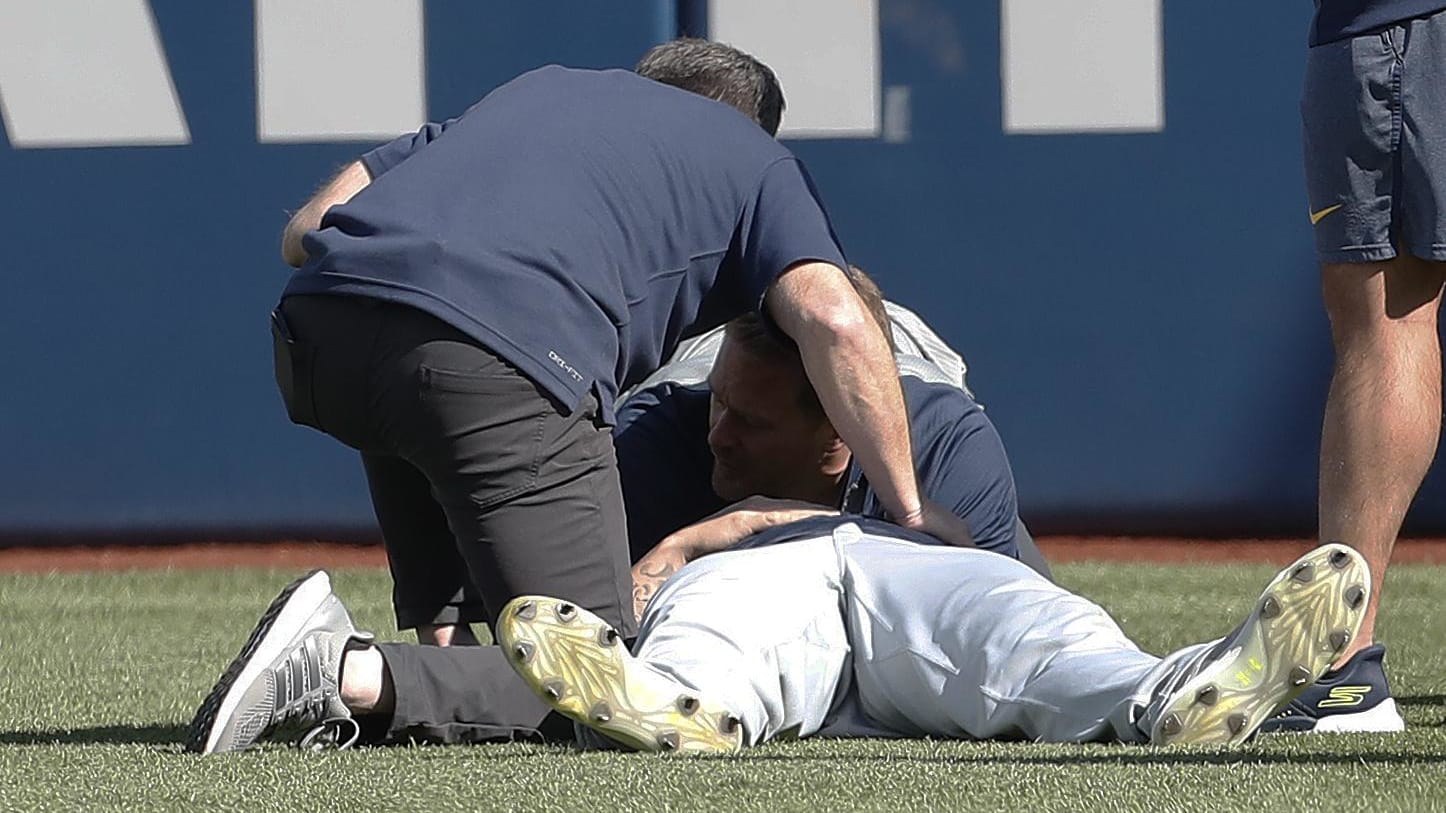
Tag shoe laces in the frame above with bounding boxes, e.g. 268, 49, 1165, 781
267, 688, 334, 739
262, 638, 344, 743
298, 716, 362, 751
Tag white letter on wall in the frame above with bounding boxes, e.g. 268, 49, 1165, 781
0, 0, 189, 148
708, 0, 880, 139
1002, 0, 1163, 134
255, 0, 426, 143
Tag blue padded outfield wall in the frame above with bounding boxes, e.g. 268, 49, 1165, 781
3, 0, 1442, 537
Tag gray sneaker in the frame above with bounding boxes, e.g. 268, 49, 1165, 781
1148, 543, 1370, 745
186, 570, 373, 754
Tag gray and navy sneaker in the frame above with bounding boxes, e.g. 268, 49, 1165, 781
1258, 644, 1405, 733
1148, 543, 1370, 746
496, 595, 744, 754
186, 570, 373, 754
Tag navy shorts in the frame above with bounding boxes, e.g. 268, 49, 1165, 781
1302, 9, 1446, 264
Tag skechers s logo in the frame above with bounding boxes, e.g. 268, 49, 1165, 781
1317, 685, 1371, 708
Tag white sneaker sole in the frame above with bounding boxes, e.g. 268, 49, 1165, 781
1151, 544, 1370, 746
495, 595, 743, 754
188, 570, 334, 754
1310, 698, 1406, 733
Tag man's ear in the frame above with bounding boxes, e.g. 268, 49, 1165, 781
820, 431, 851, 475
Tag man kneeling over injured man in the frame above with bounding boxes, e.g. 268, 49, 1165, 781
188, 278, 1045, 751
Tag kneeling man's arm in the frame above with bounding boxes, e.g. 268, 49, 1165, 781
766, 262, 972, 547
630, 497, 835, 623
281, 160, 372, 267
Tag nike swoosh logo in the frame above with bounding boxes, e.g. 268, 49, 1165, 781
1310, 203, 1343, 225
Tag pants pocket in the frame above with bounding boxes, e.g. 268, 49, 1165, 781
271, 308, 321, 430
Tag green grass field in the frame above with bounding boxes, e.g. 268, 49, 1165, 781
2, 561, 1444, 812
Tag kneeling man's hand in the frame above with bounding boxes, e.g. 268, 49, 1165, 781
630, 497, 836, 623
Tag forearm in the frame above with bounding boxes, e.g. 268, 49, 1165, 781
633, 517, 723, 619
281, 160, 372, 267
769, 264, 922, 521
800, 320, 918, 519
630, 499, 835, 621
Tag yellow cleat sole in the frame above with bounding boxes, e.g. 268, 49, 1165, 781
496, 595, 743, 754
1151, 543, 1369, 746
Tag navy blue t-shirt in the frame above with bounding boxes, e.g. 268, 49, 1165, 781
1311, 0, 1446, 44
282, 66, 848, 421
613, 375, 1021, 560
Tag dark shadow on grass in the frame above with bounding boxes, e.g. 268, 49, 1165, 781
737, 749, 1446, 767
0, 723, 186, 746
1398, 694, 1446, 727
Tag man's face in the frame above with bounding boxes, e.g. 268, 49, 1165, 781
706, 338, 838, 502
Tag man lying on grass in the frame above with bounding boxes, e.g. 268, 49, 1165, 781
188, 507, 1366, 753
497, 518, 1369, 750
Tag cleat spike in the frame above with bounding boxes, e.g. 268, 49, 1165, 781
589, 701, 612, 723
1260, 596, 1282, 619
1289, 665, 1312, 686
1195, 685, 1219, 706
556, 603, 577, 622
1159, 714, 1182, 738
656, 731, 680, 751
676, 695, 699, 716
1329, 629, 1351, 652
1227, 713, 1248, 735
1345, 585, 1366, 610
512, 640, 535, 663
514, 601, 536, 620
598, 627, 620, 647
542, 679, 565, 701
1291, 563, 1315, 584
1329, 550, 1351, 570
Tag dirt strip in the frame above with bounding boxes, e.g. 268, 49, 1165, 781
1, 538, 1445, 573
1038, 537, 1446, 564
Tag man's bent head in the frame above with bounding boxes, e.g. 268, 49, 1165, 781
705, 266, 895, 503
635, 38, 785, 136
706, 314, 847, 504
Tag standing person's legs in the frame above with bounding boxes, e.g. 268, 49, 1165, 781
1319, 257, 1444, 657
1307, 13, 1446, 671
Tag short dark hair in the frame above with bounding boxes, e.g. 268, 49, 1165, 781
723, 312, 825, 418
635, 38, 785, 136
722, 266, 896, 418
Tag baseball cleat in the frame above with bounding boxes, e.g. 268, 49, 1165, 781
1149, 543, 1369, 746
495, 595, 743, 754
186, 570, 373, 754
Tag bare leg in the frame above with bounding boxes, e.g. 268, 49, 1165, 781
416, 623, 481, 647
1318, 254, 1446, 662
340, 645, 395, 715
